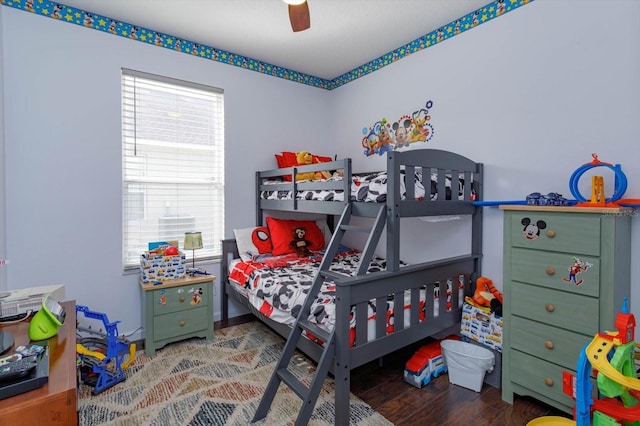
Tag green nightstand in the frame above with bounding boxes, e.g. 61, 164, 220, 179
139, 274, 215, 356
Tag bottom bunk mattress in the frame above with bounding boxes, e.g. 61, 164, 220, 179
228, 246, 465, 346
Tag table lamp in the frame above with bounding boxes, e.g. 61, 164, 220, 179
184, 231, 203, 269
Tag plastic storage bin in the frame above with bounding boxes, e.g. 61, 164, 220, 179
462, 337, 502, 388
441, 339, 495, 392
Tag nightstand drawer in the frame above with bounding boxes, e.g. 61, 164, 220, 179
510, 247, 599, 297
511, 282, 599, 335
508, 212, 600, 256
510, 316, 591, 369
152, 284, 210, 315
510, 350, 576, 408
153, 306, 208, 341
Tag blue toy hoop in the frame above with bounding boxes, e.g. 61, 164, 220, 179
569, 157, 627, 203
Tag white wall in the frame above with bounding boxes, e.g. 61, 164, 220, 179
1, 7, 331, 338
0, 5, 6, 292
3, 0, 640, 334
331, 0, 640, 314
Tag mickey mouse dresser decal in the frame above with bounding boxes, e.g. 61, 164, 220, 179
521, 217, 546, 240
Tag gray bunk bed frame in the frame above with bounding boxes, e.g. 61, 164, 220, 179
221, 148, 483, 424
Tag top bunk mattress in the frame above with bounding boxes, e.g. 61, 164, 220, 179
260, 170, 475, 203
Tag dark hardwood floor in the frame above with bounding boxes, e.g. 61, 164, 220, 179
217, 317, 571, 425
349, 339, 571, 426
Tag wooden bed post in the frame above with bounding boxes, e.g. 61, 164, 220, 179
255, 171, 262, 226
386, 152, 401, 272
334, 282, 351, 425
471, 163, 484, 282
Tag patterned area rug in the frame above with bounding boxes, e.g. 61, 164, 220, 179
78, 321, 393, 425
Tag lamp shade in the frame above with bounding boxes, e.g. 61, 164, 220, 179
184, 232, 203, 250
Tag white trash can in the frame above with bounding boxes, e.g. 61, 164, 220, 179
440, 339, 495, 392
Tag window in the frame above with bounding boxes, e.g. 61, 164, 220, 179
122, 69, 224, 270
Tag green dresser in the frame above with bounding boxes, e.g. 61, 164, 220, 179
501, 206, 631, 414
140, 275, 215, 356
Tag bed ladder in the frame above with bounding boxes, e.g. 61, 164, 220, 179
252, 202, 387, 426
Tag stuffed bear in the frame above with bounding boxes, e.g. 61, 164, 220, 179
295, 151, 331, 181
290, 226, 312, 257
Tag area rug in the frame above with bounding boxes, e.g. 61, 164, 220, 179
78, 321, 393, 425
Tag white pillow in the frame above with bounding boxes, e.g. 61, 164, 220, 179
233, 226, 272, 262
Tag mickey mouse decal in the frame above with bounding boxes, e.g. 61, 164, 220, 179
521, 217, 547, 240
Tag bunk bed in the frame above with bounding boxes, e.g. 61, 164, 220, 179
220, 148, 483, 425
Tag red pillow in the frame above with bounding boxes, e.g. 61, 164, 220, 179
312, 155, 332, 164
266, 217, 325, 256
281, 151, 297, 166
275, 151, 298, 182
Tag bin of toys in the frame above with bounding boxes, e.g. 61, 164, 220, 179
441, 339, 495, 392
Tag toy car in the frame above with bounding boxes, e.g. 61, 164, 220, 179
403, 340, 448, 388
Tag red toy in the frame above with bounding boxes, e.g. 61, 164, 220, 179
404, 336, 460, 388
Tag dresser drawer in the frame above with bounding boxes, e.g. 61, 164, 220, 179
153, 305, 208, 341
508, 212, 600, 256
510, 316, 591, 370
510, 247, 599, 297
511, 282, 599, 335
152, 283, 210, 315
510, 350, 576, 408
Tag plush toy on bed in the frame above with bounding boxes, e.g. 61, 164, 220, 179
290, 226, 312, 257
296, 151, 331, 181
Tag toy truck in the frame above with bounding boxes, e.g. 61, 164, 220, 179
403, 339, 448, 388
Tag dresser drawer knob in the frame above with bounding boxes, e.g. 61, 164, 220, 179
545, 340, 554, 349
179, 320, 185, 327
546, 230, 556, 238
544, 377, 554, 387
179, 296, 186, 303
545, 304, 555, 312
545, 267, 555, 276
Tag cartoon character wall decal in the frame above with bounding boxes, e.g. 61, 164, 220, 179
562, 257, 593, 286
409, 102, 434, 143
361, 100, 435, 157
521, 217, 547, 240
392, 116, 412, 148
52, 4, 63, 19
377, 118, 395, 154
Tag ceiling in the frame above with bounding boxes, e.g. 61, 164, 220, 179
58, 0, 491, 80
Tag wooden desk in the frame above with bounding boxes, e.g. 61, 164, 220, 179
0, 300, 77, 426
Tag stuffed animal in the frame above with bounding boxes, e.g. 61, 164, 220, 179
290, 226, 312, 257
295, 151, 331, 181
472, 276, 503, 309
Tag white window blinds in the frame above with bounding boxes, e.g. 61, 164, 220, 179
122, 69, 224, 270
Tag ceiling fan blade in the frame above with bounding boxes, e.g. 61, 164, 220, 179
289, 2, 310, 32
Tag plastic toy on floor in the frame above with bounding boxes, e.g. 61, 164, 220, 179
527, 298, 640, 425
404, 338, 452, 388
76, 305, 136, 395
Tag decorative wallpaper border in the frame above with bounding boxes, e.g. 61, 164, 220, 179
1, 0, 533, 90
